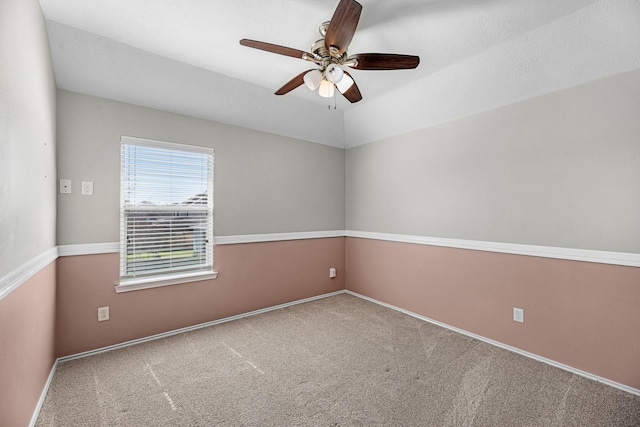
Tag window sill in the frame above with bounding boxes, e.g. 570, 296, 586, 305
115, 270, 218, 293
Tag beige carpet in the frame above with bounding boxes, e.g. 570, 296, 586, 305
36, 294, 640, 426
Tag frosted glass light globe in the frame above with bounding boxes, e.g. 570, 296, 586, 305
303, 69, 323, 90
336, 74, 354, 93
318, 79, 335, 98
325, 63, 344, 84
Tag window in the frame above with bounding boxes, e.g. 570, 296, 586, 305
118, 136, 215, 292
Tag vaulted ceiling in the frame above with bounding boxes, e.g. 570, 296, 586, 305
39, 0, 640, 147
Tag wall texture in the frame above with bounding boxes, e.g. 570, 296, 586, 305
55, 91, 347, 358
57, 239, 345, 357
0, 0, 57, 276
56, 90, 345, 244
0, 0, 58, 426
3, 7, 639, 427
0, 265, 57, 427
344, 0, 640, 147
345, 70, 640, 390
347, 69, 640, 253
346, 238, 640, 389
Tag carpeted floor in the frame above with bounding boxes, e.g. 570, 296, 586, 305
36, 294, 640, 426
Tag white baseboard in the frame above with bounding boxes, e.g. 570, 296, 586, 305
58, 290, 346, 363
29, 359, 59, 427
30, 290, 345, 424
345, 290, 640, 397
28, 287, 638, 426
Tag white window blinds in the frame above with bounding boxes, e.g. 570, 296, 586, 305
120, 136, 214, 282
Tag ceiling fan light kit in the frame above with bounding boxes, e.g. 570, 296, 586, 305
318, 79, 335, 98
303, 69, 323, 90
239, 0, 420, 104
335, 74, 355, 93
325, 63, 344, 84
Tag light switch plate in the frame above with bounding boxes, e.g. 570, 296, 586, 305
59, 179, 71, 194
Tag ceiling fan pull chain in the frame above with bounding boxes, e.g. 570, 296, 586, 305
328, 89, 337, 110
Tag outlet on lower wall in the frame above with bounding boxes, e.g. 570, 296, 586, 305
329, 267, 336, 278
513, 307, 524, 323
98, 306, 110, 322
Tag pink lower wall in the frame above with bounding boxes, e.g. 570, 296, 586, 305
345, 237, 640, 390
9, 234, 638, 426
0, 262, 57, 427
56, 238, 345, 357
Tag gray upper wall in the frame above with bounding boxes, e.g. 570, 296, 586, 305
56, 90, 345, 245
346, 69, 640, 254
345, 0, 640, 148
0, 0, 57, 276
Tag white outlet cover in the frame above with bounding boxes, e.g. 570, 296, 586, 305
81, 181, 94, 196
98, 306, 109, 321
513, 307, 524, 323
329, 268, 336, 278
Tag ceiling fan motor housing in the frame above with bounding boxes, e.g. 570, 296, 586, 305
311, 39, 331, 63
312, 38, 349, 71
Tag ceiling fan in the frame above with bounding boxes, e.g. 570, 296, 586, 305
239, 0, 420, 103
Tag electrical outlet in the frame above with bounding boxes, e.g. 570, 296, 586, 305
98, 306, 110, 322
513, 307, 524, 323
81, 181, 94, 196
329, 267, 336, 278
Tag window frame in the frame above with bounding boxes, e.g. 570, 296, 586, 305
116, 136, 217, 293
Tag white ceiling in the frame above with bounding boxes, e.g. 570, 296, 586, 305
39, 0, 640, 148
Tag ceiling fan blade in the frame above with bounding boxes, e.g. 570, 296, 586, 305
240, 39, 314, 61
338, 71, 362, 103
325, 0, 362, 56
348, 53, 420, 70
275, 70, 314, 95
